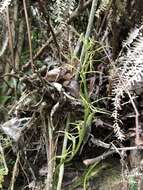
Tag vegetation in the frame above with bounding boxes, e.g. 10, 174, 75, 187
0, 0, 143, 189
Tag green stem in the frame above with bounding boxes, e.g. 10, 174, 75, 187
57, 114, 70, 190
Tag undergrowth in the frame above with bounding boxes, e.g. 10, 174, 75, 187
0, 0, 143, 189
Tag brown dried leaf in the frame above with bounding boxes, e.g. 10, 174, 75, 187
44, 67, 72, 82
44, 68, 61, 81
64, 79, 79, 97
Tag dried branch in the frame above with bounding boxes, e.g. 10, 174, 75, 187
23, 0, 34, 72
6, 7, 15, 71
83, 146, 143, 166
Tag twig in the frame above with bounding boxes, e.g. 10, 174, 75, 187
14, 19, 25, 71
38, 1, 60, 58
10, 152, 20, 190
0, 73, 19, 79
91, 137, 111, 149
45, 115, 55, 190
23, 0, 34, 72
46, 19, 61, 57
83, 144, 143, 166
40, 102, 55, 190
83, 150, 115, 166
6, 6, 15, 71
0, 18, 8, 57
126, 91, 140, 145
91, 137, 143, 151
97, 0, 113, 38
19, 159, 30, 185
17, 141, 37, 181
0, 141, 8, 174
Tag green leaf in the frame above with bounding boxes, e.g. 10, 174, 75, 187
0, 96, 11, 105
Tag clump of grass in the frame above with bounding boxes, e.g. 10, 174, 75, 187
56, 37, 109, 189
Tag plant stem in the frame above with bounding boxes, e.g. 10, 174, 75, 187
80, 0, 98, 63
6, 6, 15, 71
23, 0, 34, 72
57, 114, 70, 190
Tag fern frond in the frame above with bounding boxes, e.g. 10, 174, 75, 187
68, 0, 76, 14
122, 27, 141, 47
0, 0, 12, 14
56, 0, 67, 24
118, 37, 143, 90
95, 0, 110, 18
55, 0, 76, 29
112, 25, 143, 140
